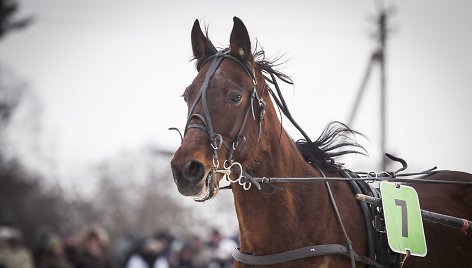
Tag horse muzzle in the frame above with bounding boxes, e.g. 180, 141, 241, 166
171, 148, 219, 202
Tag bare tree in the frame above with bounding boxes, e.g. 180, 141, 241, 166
0, 0, 33, 40
91, 148, 217, 241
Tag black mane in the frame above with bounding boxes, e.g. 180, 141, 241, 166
253, 44, 293, 85
296, 122, 367, 170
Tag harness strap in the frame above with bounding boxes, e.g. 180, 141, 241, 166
232, 244, 385, 267
345, 172, 378, 267
324, 181, 356, 268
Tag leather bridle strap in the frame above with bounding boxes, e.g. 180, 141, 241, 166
185, 54, 225, 140
232, 244, 385, 267
184, 49, 265, 167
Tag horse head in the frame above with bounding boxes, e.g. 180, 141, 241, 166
171, 17, 272, 201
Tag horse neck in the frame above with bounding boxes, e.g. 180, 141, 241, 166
253, 127, 317, 178
232, 103, 334, 254
246, 89, 321, 178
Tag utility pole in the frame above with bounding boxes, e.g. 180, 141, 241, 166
348, 5, 393, 171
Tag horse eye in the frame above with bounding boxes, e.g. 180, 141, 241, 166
181, 94, 188, 103
229, 93, 242, 103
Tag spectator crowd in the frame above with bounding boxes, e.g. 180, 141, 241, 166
0, 224, 237, 268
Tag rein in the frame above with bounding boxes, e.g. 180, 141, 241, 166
219, 153, 472, 192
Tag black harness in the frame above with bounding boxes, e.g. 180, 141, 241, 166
232, 244, 382, 267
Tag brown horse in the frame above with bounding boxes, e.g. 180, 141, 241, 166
170, 17, 472, 267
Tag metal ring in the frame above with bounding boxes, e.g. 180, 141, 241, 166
227, 162, 243, 183
368, 171, 377, 178
243, 181, 252, 191
211, 134, 223, 150
232, 141, 238, 150
212, 158, 220, 168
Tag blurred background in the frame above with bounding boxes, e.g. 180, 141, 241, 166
0, 0, 471, 267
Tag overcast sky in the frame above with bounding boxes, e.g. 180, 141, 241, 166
1, 0, 471, 191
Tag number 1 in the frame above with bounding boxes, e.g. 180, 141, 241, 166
395, 199, 408, 237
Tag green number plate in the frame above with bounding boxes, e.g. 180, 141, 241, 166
380, 181, 427, 257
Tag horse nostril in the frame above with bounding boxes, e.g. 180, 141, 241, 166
171, 163, 183, 183
181, 160, 205, 183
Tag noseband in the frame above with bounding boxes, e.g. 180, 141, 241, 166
184, 49, 266, 171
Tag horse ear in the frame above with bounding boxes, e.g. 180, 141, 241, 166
229, 17, 253, 64
191, 19, 217, 69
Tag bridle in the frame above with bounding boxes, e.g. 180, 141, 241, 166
184, 49, 266, 188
